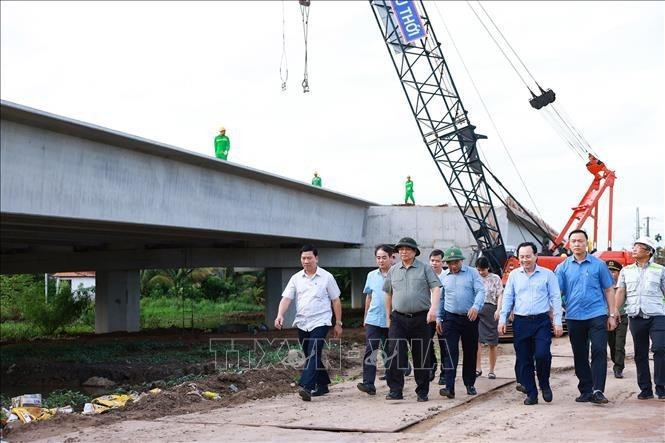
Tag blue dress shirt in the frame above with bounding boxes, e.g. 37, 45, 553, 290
363, 269, 388, 327
554, 254, 614, 320
499, 265, 563, 326
437, 265, 485, 320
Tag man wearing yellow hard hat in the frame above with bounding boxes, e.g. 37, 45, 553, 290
214, 127, 230, 160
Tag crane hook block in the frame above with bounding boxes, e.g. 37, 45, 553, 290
299, 0, 310, 6
529, 88, 556, 110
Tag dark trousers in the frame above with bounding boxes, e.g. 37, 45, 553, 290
513, 313, 552, 398
567, 315, 608, 394
441, 312, 479, 391
297, 325, 331, 391
362, 324, 389, 386
629, 315, 665, 396
428, 322, 438, 373
386, 312, 432, 396
608, 314, 628, 372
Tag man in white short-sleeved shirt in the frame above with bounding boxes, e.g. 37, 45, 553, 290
274, 244, 342, 402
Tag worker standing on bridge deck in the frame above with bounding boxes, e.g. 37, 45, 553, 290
311, 171, 322, 187
214, 127, 230, 160
274, 244, 343, 402
404, 176, 415, 205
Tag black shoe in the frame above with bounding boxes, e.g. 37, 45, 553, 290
613, 368, 624, 379
311, 385, 329, 397
591, 391, 609, 404
404, 365, 412, 377
637, 391, 654, 400
541, 387, 553, 403
429, 369, 436, 382
575, 393, 593, 403
515, 383, 526, 393
385, 391, 403, 400
466, 386, 477, 396
439, 387, 455, 399
357, 383, 376, 396
417, 394, 428, 402
658, 394, 665, 400
298, 387, 312, 402
524, 395, 538, 405
378, 374, 387, 381
438, 376, 446, 386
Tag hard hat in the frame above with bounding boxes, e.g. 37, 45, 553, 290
634, 236, 656, 254
605, 260, 622, 271
219, 127, 226, 133
443, 246, 465, 262
394, 237, 420, 256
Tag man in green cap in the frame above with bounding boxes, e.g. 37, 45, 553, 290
435, 246, 485, 399
383, 237, 441, 402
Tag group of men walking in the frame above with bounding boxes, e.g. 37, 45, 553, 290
274, 232, 665, 405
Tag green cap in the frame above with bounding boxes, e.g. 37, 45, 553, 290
443, 246, 465, 262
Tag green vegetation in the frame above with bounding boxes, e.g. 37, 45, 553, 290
0, 268, 267, 342
43, 389, 91, 410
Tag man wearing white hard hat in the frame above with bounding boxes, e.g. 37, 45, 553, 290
615, 236, 665, 400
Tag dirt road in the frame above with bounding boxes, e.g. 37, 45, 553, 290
8, 332, 665, 442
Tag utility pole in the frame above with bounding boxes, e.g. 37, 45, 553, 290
636, 207, 640, 239
645, 216, 650, 237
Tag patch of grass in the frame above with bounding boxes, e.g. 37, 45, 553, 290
0, 321, 39, 341
141, 297, 263, 330
43, 389, 91, 410
1, 298, 264, 342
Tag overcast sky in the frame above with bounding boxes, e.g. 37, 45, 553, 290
1, 1, 663, 251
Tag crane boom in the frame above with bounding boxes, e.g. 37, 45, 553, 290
551, 154, 616, 252
369, 0, 507, 272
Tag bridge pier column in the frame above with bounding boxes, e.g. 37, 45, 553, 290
351, 268, 367, 309
265, 268, 299, 329
95, 270, 140, 333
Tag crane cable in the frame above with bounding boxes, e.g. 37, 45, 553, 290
430, 1, 546, 222
280, 0, 289, 91
299, 0, 311, 93
467, 1, 595, 160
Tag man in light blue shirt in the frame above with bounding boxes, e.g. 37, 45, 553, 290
435, 246, 485, 398
555, 229, 616, 405
499, 242, 563, 405
357, 244, 394, 396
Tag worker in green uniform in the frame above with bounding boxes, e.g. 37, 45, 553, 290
312, 171, 322, 187
405, 176, 415, 205
214, 127, 230, 160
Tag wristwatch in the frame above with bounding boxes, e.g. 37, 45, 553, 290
336, 321, 343, 327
